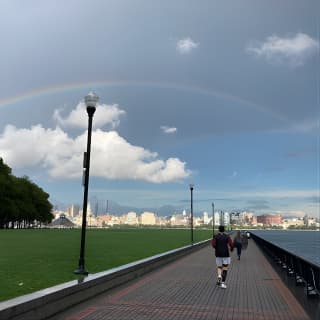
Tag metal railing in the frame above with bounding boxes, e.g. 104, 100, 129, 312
251, 233, 320, 298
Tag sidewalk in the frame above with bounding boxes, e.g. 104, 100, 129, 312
49, 239, 310, 320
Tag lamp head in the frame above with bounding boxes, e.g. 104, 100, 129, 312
84, 92, 99, 116
189, 183, 194, 190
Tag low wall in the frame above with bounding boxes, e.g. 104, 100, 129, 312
0, 240, 210, 320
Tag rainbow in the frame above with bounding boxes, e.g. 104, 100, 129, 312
0, 80, 288, 122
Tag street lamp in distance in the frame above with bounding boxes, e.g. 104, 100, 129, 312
189, 184, 194, 245
74, 92, 99, 275
212, 202, 215, 237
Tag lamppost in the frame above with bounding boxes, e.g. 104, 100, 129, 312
189, 184, 194, 245
212, 202, 215, 237
74, 92, 99, 275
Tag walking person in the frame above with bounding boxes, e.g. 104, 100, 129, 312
233, 231, 243, 260
211, 225, 234, 289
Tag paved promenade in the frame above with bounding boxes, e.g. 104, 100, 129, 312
49, 239, 311, 320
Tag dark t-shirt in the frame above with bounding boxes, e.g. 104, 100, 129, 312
212, 233, 233, 257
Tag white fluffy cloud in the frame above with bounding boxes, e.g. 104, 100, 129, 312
176, 37, 199, 54
53, 101, 126, 129
0, 125, 190, 183
161, 126, 177, 134
247, 33, 319, 67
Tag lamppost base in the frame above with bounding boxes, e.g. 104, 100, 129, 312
74, 267, 89, 275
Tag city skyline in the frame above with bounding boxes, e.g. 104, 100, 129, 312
0, 1, 319, 218
53, 205, 319, 229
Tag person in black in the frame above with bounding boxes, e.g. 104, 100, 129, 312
233, 231, 243, 260
211, 225, 234, 289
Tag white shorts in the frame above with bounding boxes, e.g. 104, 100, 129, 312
216, 257, 231, 267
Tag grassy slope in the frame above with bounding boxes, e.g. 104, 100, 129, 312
0, 228, 212, 301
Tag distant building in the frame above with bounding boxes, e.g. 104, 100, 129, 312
140, 212, 157, 225
303, 214, 318, 227
282, 218, 304, 229
49, 214, 75, 228
213, 212, 221, 226
170, 214, 188, 226
240, 211, 255, 225
257, 214, 282, 226
251, 216, 257, 226
230, 212, 241, 224
203, 211, 210, 225
108, 215, 121, 226
125, 212, 139, 225
67, 204, 80, 218
53, 210, 65, 220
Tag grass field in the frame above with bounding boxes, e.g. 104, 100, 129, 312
0, 228, 212, 302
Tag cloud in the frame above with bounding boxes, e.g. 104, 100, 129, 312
53, 101, 126, 129
290, 118, 319, 133
161, 126, 177, 134
271, 118, 319, 134
176, 37, 199, 54
284, 147, 317, 159
263, 167, 286, 172
228, 171, 238, 178
247, 200, 269, 205
0, 125, 190, 183
247, 33, 319, 67
245, 199, 270, 210
275, 210, 307, 218
307, 196, 320, 203
246, 204, 270, 210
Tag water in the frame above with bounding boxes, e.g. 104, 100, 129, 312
251, 230, 320, 267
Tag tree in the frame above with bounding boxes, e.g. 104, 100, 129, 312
0, 159, 16, 228
0, 158, 54, 228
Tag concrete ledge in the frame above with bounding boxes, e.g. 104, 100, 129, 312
0, 240, 210, 320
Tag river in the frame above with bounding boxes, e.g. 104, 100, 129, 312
250, 230, 320, 267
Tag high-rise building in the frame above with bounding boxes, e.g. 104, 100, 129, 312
257, 214, 282, 225
125, 212, 139, 225
213, 212, 220, 226
140, 212, 157, 225
67, 204, 80, 218
203, 211, 210, 224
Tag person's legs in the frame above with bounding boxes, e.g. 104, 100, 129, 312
238, 244, 242, 259
220, 257, 231, 288
222, 264, 228, 282
215, 257, 223, 285
236, 244, 241, 257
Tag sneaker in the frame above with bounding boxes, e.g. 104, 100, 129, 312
220, 282, 227, 289
216, 276, 222, 286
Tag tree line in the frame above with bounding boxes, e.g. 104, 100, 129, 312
0, 158, 53, 228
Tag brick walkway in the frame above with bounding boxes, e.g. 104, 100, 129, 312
49, 239, 311, 320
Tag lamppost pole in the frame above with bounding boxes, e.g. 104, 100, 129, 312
212, 202, 215, 237
75, 92, 99, 275
190, 184, 194, 245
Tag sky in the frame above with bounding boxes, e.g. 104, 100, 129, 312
0, 0, 319, 218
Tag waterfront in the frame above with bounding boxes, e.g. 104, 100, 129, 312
251, 230, 320, 267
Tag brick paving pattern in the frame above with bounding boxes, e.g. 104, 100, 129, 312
50, 238, 310, 320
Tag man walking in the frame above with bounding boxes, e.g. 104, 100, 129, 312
211, 225, 234, 289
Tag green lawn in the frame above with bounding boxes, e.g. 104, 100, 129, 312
0, 228, 212, 302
